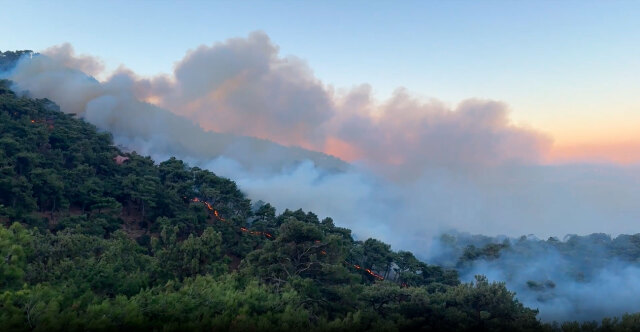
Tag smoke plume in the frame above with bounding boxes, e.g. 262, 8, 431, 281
429, 233, 640, 322
3, 33, 640, 321
130, 32, 551, 179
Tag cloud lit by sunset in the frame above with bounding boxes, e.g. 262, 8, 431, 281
4, 1, 640, 324
4, 0, 640, 241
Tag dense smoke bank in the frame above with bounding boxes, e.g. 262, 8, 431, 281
3, 34, 640, 320
429, 233, 640, 321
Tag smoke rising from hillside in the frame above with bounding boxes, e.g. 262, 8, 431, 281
429, 233, 640, 321
3, 34, 640, 321
4, 35, 640, 240
130, 32, 550, 179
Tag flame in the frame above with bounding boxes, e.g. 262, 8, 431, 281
191, 197, 278, 239
213, 209, 225, 221
367, 270, 384, 280
192, 198, 212, 211
191, 197, 224, 220
346, 263, 383, 280
190, 197, 385, 280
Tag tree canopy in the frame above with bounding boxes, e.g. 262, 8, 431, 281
0, 78, 633, 331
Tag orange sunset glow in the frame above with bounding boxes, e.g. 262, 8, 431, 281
548, 142, 640, 165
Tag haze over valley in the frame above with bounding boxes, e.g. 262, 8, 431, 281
1, 2, 639, 329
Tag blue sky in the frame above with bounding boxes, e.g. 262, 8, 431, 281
2, 0, 640, 154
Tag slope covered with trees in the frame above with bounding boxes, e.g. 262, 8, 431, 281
0, 78, 637, 331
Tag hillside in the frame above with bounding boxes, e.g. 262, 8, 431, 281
1, 50, 349, 176
0, 78, 638, 331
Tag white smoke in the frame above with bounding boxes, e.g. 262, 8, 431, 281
4, 35, 640, 321
129, 32, 550, 180
430, 234, 640, 322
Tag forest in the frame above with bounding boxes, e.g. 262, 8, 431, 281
1, 53, 640, 330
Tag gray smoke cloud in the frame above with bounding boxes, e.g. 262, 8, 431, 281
129, 32, 550, 181
133, 32, 334, 149
4, 34, 640, 321
429, 233, 640, 322
5, 44, 346, 174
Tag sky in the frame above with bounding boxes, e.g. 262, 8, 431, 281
5, 3, 640, 319
2, 0, 640, 163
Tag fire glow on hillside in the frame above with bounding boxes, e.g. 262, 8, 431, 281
191, 196, 384, 280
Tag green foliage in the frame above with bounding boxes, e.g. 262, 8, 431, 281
1, 78, 629, 331
152, 225, 226, 280
0, 223, 32, 289
0, 50, 34, 71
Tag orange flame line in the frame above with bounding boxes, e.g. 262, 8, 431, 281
346, 263, 383, 280
191, 197, 384, 280
191, 197, 225, 221
191, 197, 277, 239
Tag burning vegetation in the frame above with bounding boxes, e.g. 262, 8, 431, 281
2, 78, 627, 330
190, 195, 383, 279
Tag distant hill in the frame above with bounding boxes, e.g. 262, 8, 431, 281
0, 50, 34, 72
1, 50, 349, 175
